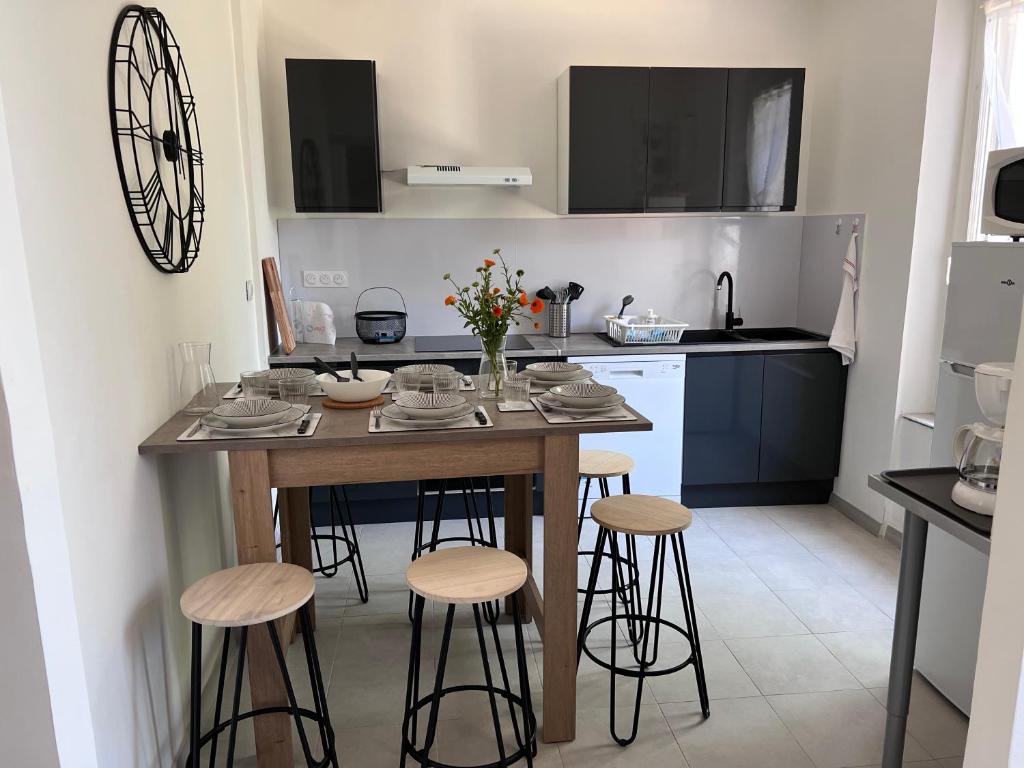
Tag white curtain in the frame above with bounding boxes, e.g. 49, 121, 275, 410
746, 82, 792, 207
985, 1, 1024, 148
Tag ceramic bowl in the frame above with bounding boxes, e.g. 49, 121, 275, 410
525, 362, 587, 382
317, 369, 391, 402
211, 398, 293, 427
267, 367, 315, 390
394, 363, 456, 384
395, 392, 468, 419
548, 381, 620, 408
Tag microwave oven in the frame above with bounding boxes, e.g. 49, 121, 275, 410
983, 146, 1024, 238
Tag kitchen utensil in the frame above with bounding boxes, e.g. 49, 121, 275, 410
262, 257, 296, 353
354, 287, 408, 344
537, 286, 557, 302
568, 282, 585, 302
503, 375, 531, 405
432, 371, 461, 395
212, 398, 292, 427
371, 406, 383, 429
616, 295, 634, 318
313, 357, 346, 382
951, 362, 1014, 515
394, 392, 468, 419
474, 406, 488, 425
549, 381, 620, 408
200, 406, 305, 434
350, 352, 363, 381
277, 376, 310, 406
380, 402, 476, 426
179, 341, 219, 415
240, 370, 271, 399
548, 302, 571, 338
297, 417, 311, 435
316, 369, 391, 402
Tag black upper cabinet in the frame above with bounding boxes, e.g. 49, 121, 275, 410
564, 66, 650, 213
723, 68, 805, 211
285, 59, 382, 213
647, 68, 728, 212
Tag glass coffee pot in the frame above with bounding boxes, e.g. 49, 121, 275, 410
179, 341, 219, 415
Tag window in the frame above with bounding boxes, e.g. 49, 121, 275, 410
967, 1, 1024, 239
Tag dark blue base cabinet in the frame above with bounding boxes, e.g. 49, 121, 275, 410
682, 349, 847, 507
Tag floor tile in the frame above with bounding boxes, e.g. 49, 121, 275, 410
558, 705, 689, 767
767, 689, 931, 768
647, 640, 759, 703
774, 583, 894, 634
664, 695, 814, 768
694, 506, 770, 527
713, 521, 812, 559
697, 591, 809, 639
334, 723, 406, 768
817, 629, 894, 689
742, 551, 848, 592
868, 673, 968, 759
726, 635, 861, 695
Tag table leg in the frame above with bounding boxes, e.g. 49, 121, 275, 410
542, 434, 579, 743
882, 511, 928, 768
229, 451, 293, 767
504, 474, 534, 621
279, 486, 315, 632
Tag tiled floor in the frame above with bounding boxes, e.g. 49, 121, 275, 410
228, 503, 969, 768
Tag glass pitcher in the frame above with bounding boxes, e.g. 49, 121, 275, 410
179, 342, 219, 415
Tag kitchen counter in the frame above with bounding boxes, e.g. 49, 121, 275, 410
269, 332, 831, 364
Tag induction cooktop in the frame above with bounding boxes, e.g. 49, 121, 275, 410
414, 335, 535, 353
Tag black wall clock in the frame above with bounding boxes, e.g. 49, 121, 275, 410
108, 5, 204, 273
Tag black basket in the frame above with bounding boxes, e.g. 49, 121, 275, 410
354, 287, 407, 344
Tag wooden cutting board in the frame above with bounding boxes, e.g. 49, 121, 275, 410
262, 257, 296, 354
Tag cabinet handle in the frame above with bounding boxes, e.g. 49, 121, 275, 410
608, 369, 645, 378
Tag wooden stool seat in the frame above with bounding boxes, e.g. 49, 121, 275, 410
591, 495, 693, 536
579, 449, 635, 478
406, 546, 527, 604
180, 563, 314, 628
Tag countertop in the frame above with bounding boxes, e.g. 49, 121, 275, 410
269, 332, 831, 364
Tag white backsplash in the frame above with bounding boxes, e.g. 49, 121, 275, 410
277, 216, 813, 339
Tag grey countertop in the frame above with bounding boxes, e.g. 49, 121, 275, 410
269, 332, 831, 364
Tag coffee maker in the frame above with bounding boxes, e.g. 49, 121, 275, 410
951, 362, 1014, 515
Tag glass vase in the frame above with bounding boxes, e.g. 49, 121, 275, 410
478, 334, 509, 399
179, 341, 219, 415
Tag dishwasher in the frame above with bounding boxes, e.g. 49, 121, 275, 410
568, 354, 685, 499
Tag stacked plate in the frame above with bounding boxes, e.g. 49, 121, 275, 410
268, 367, 316, 393
381, 391, 475, 427
393, 363, 457, 387
536, 380, 625, 415
202, 398, 305, 434
523, 361, 593, 391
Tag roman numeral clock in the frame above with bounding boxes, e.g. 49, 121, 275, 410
108, 5, 204, 273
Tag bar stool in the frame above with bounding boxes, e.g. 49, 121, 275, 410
402, 547, 536, 768
273, 487, 369, 602
578, 495, 710, 746
181, 563, 338, 767
407, 477, 500, 623
577, 450, 643, 643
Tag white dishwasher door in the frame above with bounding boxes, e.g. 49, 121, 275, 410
568, 354, 685, 499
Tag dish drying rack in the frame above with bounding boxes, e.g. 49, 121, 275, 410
604, 315, 689, 345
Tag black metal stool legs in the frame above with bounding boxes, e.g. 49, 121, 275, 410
311, 487, 370, 602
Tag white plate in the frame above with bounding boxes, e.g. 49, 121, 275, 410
212, 398, 292, 427
394, 392, 468, 419
537, 392, 625, 414
394, 363, 456, 383
549, 381, 620, 408
201, 407, 305, 434
525, 367, 593, 383
380, 402, 476, 427
269, 367, 316, 381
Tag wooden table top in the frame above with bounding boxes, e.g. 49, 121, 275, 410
138, 383, 653, 455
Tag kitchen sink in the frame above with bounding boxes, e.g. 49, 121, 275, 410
678, 327, 826, 344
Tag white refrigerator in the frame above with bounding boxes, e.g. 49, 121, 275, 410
918, 242, 1024, 714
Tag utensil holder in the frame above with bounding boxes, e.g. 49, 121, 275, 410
548, 303, 571, 338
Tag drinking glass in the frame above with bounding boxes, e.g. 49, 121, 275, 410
277, 376, 309, 406
503, 360, 519, 379
395, 370, 421, 395
432, 371, 461, 395
179, 341, 219, 415
241, 370, 271, 399
503, 374, 531, 406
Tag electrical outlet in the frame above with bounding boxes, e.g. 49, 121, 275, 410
302, 270, 349, 288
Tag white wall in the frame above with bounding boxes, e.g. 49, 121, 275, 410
805, 0, 940, 522
258, 0, 819, 217
278, 216, 805, 338
0, 1, 262, 763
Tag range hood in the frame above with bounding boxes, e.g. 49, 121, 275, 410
406, 165, 532, 186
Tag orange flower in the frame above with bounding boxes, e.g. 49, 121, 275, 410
492, 306, 503, 317
530, 298, 544, 314
492, 287, 501, 295
444, 295, 456, 306
483, 258, 496, 268
518, 292, 529, 306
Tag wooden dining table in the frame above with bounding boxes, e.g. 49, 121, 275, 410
139, 382, 651, 767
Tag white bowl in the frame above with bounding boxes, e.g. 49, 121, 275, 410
317, 369, 391, 402
395, 392, 468, 419
211, 398, 293, 427
549, 381, 620, 408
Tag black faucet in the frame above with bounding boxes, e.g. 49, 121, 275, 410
716, 271, 743, 331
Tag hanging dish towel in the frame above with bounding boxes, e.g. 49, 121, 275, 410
829, 232, 858, 365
